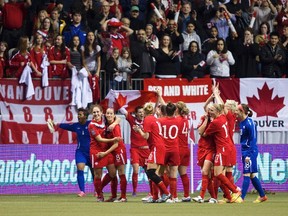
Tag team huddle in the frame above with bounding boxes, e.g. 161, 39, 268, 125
52, 84, 267, 204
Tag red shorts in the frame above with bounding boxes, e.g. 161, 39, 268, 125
91, 151, 114, 169
147, 145, 166, 165
130, 147, 150, 167
197, 148, 215, 167
214, 152, 230, 166
179, 148, 190, 166
229, 145, 237, 166
113, 148, 127, 166
164, 151, 180, 166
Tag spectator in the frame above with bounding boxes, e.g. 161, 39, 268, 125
180, 21, 201, 53
35, 17, 55, 48
0, 41, 8, 78
201, 26, 219, 56
145, 24, 159, 49
149, 34, 180, 78
32, 9, 49, 37
281, 25, 288, 77
275, 2, 288, 36
129, 5, 145, 32
179, 1, 193, 33
105, 47, 120, 90
9, 36, 31, 78
94, 0, 114, 32
30, 33, 47, 78
62, 10, 89, 47
68, 35, 82, 72
210, 5, 236, 41
234, 28, 260, 78
117, 47, 132, 89
108, 0, 123, 20
259, 31, 286, 77
0, 0, 32, 49
206, 38, 235, 78
255, 22, 271, 47
130, 29, 154, 79
181, 41, 207, 81
48, 35, 71, 78
50, 7, 66, 36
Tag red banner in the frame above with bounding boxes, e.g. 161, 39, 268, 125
0, 79, 78, 144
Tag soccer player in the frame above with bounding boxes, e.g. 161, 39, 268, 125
175, 101, 191, 202
57, 108, 92, 197
236, 104, 268, 203
158, 102, 181, 202
119, 106, 150, 197
198, 103, 241, 203
134, 102, 171, 203
88, 105, 120, 202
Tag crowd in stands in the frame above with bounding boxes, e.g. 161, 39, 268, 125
0, 0, 288, 88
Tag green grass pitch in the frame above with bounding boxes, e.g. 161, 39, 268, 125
1, 192, 288, 216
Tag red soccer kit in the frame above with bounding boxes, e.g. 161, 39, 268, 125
226, 110, 237, 165
88, 119, 113, 168
105, 124, 127, 166
30, 46, 47, 78
48, 46, 70, 78
204, 114, 232, 166
143, 115, 166, 165
197, 116, 216, 167
9, 51, 31, 78
177, 116, 190, 166
126, 113, 149, 166
158, 116, 181, 166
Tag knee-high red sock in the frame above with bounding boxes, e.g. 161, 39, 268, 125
101, 173, 112, 190
149, 179, 153, 195
111, 177, 118, 198
200, 175, 209, 199
213, 175, 220, 199
152, 182, 159, 200
216, 173, 237, 193
169, 177, 177, 198
162, 173, 170, 188
226, 171, 235, 185
94, 177, 103, 197
157, 181, 170, 195
119, 174, 127, 199
180, 174, 190, 197
132, 173, 138, 193
220, 183, 232, 200
208, 177, 216, 199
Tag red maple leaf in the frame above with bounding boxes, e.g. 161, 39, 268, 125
99, 98, 109, 112
114, 93, 127, 111
247, 82, 285, 117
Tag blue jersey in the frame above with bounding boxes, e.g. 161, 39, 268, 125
59, 121, 91, 154
239, 117, 258, 158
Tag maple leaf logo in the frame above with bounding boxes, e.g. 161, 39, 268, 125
114, 93, 127, 111
247, 82, 285, 117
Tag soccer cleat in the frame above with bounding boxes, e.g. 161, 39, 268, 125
77, 191, 86, 197
96, 196, 104, 202
173, 197, 182, 203
253, 195, 268, 203
132, 192, 137, 197
231, 191, 241, 203
208, 198, 218, 203
165, 198, 175, 203
234, 196, 244, 203
105, 196, 117, 202
141, 193, 152, 202
145, 197, 157, 203
157, 193, 172, 203
218, 198, 230, 204
181, 196, 191, 202
192, 196, 204, 203
114, 197, 127, 203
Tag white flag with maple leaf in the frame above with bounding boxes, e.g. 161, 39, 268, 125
100, 89, 158, 113
217, 78, 288, 131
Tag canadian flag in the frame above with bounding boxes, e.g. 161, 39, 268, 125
216, 78, 288, 131
100, 89, 158, 113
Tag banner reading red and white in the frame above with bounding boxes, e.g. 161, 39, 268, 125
0, 79, 78, 144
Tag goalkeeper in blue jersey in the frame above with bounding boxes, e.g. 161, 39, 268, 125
237, 104, 267, 203
58, 108, 93, 197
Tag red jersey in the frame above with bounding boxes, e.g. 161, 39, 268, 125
176, 116, 189, 150
88, 119, 107, 152
3, 2, 26, 29
126, 113, 148, 148
30, 46, 47, 77
158, 116, 180, 152
48, 46, 70, 78
143, 115, 165, 150
204, 114, 232, 154
226, 110, 237, 141
197, 115, 215, 151
105, 124, 125, 152
9, 51, 31, 78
